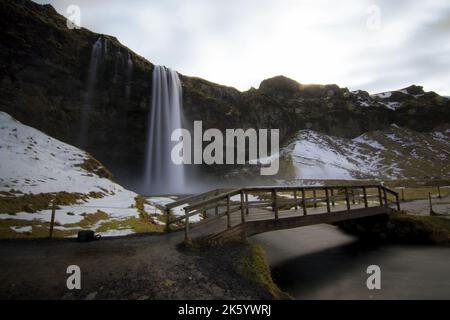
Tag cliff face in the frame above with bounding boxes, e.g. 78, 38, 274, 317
0, 0, 154, 173
1, 0, 449, 186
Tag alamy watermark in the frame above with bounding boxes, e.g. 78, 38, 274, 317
66, 265, 81, 290
66, 5, 81, 30
366, 265, 381, 290
366, 5, 381, 31
171, 121, 279, 175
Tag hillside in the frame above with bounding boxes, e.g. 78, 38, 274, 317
278, 125, 450, 180
0, 111, 187, 238
0, 0, 449, 187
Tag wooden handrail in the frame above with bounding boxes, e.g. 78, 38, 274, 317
166, 184, 401, 240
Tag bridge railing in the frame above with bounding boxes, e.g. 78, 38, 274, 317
164, 185, 400, 241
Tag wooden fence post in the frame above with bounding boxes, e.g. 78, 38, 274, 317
49, 200, 56, 239
272, 188, 279, 219
345, 187, 350, 211
438, 186, 441, 199
362, 186, 368, 208
301, 188, 307, 216
294, 190, 298, 210
227, 194, 231, 229
383, 188, 388, 208
325, 187, 331, 213
240, 190, 246, 223
313, 189, 317, 208
330, 188, 335, 206
245, 191, 249, 215
377, 186, 383, 206
184, 209, 190, 242
165, 207, 170, 233
429, 192, 434, 215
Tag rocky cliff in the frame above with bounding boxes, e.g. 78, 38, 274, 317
1, 0, 449, 187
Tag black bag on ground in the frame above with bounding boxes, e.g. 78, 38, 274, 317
77, 230, 101, 242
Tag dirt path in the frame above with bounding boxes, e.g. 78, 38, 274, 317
0, 231, 270, 300
399, 196, 450, 216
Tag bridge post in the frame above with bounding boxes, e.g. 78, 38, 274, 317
395, 193, 400, 211
240, 190, 246, 223
325, 187, 331, 213
313, 189, 317, 208
301, 188, 307, 215
362, 186, 368, 208
165, 208, 171, 233
245, 191, 249, 215
184, 209, 190, 242
294, 190, 298, 210
330, 188, 335, 206
377, 186, 383, 206
351, 189, 356, 204
345, 187, 350, 211
227, 194, 231, 229
383, 187, 388, 208
272, 188, 279, 219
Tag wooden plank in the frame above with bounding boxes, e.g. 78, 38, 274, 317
245, 206, 389, 237
183, 189, 241, 211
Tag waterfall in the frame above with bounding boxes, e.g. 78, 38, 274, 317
125, 51, 133, 99
78, 37, 102, 147
144, 66, 185, 195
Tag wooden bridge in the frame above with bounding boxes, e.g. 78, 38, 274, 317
163, 185, 400, 242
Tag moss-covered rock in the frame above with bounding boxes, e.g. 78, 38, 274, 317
337, 211, 450, 245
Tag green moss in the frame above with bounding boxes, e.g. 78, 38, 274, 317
338, 211, 450, 245
389, 213, 450, 245
0, 219, 77, 239
77, 154, 113, 179
233, 244, 291, 300
96, 216, 162, 234
0, 191, 91, 214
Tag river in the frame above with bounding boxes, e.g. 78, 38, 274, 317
252, 224, 450, 299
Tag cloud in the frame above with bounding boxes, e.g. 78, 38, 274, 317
34, 0, 450, 95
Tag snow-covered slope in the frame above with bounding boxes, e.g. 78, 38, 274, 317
280, 125, 450, 180
0, 112, 167, 237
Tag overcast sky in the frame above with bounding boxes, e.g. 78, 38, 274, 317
35, 0, 450, 95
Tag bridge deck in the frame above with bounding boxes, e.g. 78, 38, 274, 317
163, 185, 400, 242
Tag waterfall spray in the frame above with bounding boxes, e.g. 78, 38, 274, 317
144, 66, 185, 195
78, 37, 102, 147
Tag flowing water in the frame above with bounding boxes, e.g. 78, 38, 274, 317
253, 224, 450, 299
125, 51, 133, 99
144, 65, 185, 195
79, 37, 103, 147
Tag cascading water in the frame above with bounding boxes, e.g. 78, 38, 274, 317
79, 37, 103, 147
144, 65, 185, 195
125, 51, 133, 99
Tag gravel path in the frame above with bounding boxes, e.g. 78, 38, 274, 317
0, 231, 270, 300
399, 196, 450, 216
